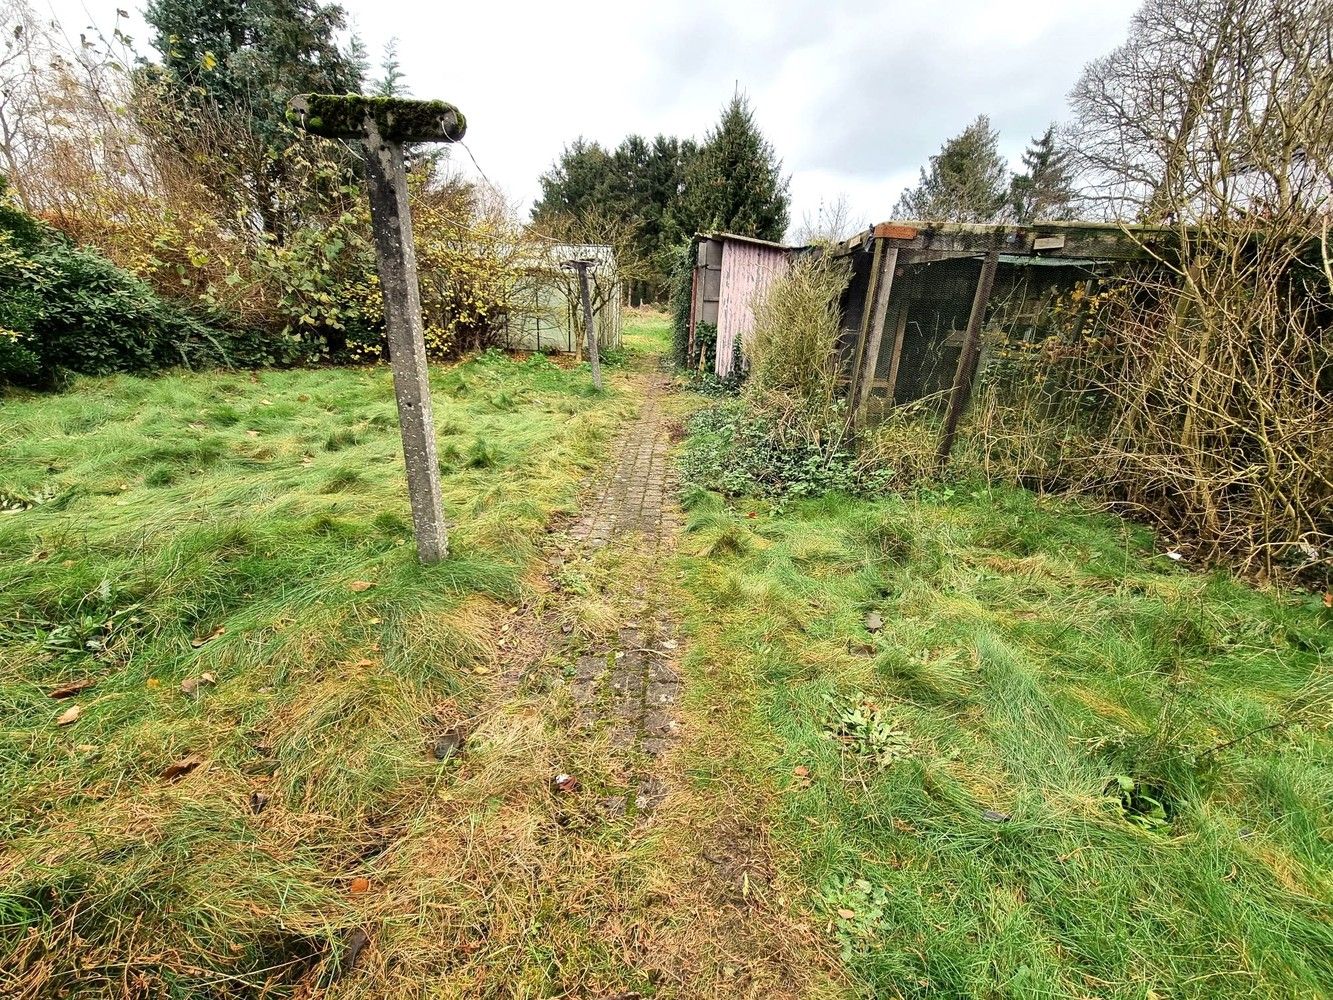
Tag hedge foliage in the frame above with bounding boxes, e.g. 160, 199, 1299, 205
0, 182, 247, 386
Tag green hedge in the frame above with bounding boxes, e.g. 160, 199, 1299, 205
0, 180, 251, 387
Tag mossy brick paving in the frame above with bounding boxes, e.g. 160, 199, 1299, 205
566, 375, 683, 813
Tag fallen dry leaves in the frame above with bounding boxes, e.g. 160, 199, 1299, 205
191, 626, 225, 648
55, 704, 82, 726
48, 678, 96, 699
162, 755, 203, 782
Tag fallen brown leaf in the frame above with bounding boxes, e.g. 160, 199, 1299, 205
191, 626, 225, 648
162, 755, 203, 782
49, 678, 96, 699
180, 673, 218, 698
56, 704, 82, 726
553, 773, 578, 794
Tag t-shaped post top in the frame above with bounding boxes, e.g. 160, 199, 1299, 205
287, 93, 467, 143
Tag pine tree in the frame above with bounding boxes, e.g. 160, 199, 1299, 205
679, 92, 790, 242
894, 115, 1009, 223
1010, 125, 1077, 223
374, 37, 408, 97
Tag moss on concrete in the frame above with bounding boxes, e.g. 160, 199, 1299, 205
287, 94, 466, 143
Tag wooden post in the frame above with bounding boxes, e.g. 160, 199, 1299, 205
565, 259, 602, 390
936, 246, 999, 471
883, 306, 910, 404
288, 94, 467, 565
846, 238, 883, 404
852, 246, 900, 423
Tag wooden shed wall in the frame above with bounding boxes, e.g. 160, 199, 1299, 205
715, 240, 791, 377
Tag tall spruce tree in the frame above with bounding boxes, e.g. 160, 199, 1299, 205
894, 114, 1009, 222
533, 134, 696, 298
142, 0, 364, 238
1010, 125, 1077, 223
374, 37, 408, 97
679, 92, 790, 242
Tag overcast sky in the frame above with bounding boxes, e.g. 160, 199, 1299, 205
45, 0, 1141, 238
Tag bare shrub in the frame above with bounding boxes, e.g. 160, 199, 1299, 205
962, 0, 1333, 582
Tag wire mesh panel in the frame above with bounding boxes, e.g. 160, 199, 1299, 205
841, 242, 1107, 425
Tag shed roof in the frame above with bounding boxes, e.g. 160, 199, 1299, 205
700, 231, 807, 252
834, 219, 1178, 263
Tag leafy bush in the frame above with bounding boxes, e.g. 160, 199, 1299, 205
679, 397, 890, 498
1, 188, 247, 386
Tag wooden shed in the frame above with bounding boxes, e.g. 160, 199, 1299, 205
686, 232, 804, 377
831, 221, 1178, 457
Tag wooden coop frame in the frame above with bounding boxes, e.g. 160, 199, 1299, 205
830, 220, 1177, 464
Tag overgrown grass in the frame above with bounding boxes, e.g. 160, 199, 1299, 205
672, 477, 1332, 998
0, 347, 633, 994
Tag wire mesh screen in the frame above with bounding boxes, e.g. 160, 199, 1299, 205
838, 243, 1104, 424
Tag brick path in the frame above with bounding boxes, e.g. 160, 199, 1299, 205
564, 375, 682, 813
568, 385, 679, 547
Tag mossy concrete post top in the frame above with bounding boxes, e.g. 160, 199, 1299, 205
287, 94, 466, 144
289, 93, 468, 565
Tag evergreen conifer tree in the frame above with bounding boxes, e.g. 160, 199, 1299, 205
894, 114, 1009, 222
679, 92, 790, 242
1010, 125, 1077, 222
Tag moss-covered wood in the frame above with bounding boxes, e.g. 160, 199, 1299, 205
287, 94, 466, 143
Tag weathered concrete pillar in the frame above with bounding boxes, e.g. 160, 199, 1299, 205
362, 122, 447, 562
566, 259, 603, 391
288, 94, 468, 564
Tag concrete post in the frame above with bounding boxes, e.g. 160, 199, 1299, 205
287, 94, 468, 565
362, 120, 447, 563
568, 259, 603, 391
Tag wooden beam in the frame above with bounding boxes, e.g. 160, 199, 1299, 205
873, 223, 920, 240
883, 304, 910, 404
936, 246, 999, 471
846, 237, 883, 404
838, 220, 1176, 262
854, 246, 900, 417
